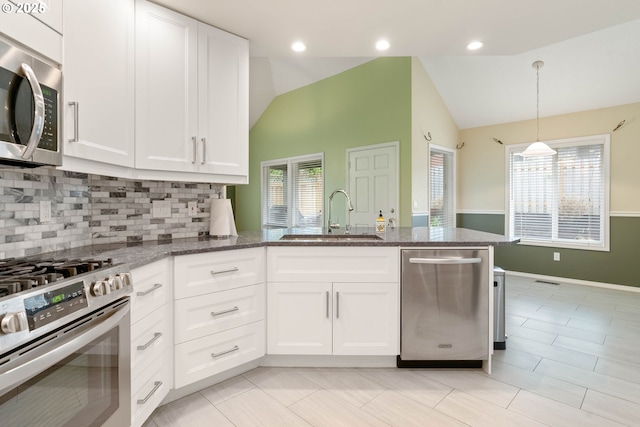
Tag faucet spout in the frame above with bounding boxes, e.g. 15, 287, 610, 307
328, 189, 354, 232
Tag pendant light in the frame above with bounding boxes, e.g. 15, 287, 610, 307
520, 61, 556, 157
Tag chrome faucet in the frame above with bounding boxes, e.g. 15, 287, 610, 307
327, 189, 354, 233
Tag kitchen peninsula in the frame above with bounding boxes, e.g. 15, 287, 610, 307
16, 227, 517, 426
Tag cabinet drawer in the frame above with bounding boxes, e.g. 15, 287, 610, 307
131, 352, 172, 427
175, 284, 264, 344
174, 321, 265, 388
174, 248, 264, 299
267, 246, 399, 283
131, 258, 172, 324
131, 304, 171, 375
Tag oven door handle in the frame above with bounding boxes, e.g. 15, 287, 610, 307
19, 63, 45, 160
0, 305, 128, 394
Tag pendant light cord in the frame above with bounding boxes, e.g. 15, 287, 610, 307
536, 62, 540, 142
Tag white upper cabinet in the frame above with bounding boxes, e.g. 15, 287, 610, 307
135, 1, 198, 172
197, 24, 248, 178
0, 0, 63, 62
62, 0, 135, 167
135, 0, 249, 183
32, 0, 63, 34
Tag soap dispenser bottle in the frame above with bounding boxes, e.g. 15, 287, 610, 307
376, 210, 386, 233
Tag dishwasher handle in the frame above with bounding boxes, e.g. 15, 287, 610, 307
408, 257, 482, 265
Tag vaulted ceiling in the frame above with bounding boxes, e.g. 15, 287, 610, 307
152, 0, 640, 129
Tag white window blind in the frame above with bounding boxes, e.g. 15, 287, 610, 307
261, 154, 324, 228
429, 146, 456, 227
507, 135, 609, 250
263, 164, 288, 227
292, 158, 323, 227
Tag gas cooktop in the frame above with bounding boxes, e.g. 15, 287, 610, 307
0, 256, 132, 355
0, 258, 115, 298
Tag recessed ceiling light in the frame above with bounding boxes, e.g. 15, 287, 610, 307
467, 41, 484, 50
376, 39, 390, 51
291, 41, 306, 52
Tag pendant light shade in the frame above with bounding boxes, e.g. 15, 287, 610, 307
519, 60, 556, 157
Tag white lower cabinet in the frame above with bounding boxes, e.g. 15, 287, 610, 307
267, 281, 398, 356
173, 248, 266, 389
266, 246, 399, 357
130, 258, 173, 427
174, 321, 265, 388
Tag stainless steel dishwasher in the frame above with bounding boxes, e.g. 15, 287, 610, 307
398, 248, 489, 368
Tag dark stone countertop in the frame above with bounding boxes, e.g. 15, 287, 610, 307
36, 227, 518, 270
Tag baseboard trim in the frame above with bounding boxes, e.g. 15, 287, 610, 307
262, 355, 397, 368
505, 270, 640, 293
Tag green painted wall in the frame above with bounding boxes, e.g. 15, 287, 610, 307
459, 213, 640, 287
235, 57, 413, 231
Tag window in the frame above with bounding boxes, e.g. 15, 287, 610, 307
506, 134, 610, 250
429, 145, 456, 227
261, 153, 324, 228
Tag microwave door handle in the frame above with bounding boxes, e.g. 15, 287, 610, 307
19, 63, 45, 160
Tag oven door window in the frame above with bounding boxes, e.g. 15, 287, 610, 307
0, 327, 120, 427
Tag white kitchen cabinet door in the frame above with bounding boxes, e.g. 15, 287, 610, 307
267, 282, 333, 355
32, 0, 63, 34
197, 23, 248, 178
135, 0, 198, 172
0, 1, 62, 62
63, 0, 135, 167
332, 282, 399, 356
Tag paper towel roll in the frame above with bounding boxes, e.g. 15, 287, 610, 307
210, 198, 238, 238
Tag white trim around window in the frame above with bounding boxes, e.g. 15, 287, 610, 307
504, 134, 610, 251
261, 153, 324, 229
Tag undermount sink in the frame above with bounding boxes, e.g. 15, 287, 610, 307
279, 234, 383, 242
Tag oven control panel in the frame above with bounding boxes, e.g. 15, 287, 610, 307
23, 281, 87, 331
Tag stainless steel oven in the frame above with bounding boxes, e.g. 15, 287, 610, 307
0, 259, 133, 427
0, 38, 62, 167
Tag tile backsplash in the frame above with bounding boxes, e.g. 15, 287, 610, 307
0, 166, 224, 259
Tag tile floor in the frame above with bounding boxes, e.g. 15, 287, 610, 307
144, 274, 640, 426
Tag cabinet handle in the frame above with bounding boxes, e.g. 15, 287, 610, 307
211, 345, 239, 358
68, 101, 79, 142
192, 136, 197, 164
201, 137, 206, 165
211, 306, 239, 317
326, 291, 329, 318
137, 283, 162, 296
336, 291, 340, 319
210, 267, 239, 275
137, 332, 162, 351
137, 381, 162, 405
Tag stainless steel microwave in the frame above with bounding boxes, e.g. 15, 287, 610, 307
0, 39, 62, 167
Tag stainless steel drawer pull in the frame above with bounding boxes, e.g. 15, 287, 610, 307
137, 332, 162, 350
336, 291, 340, 319
137, 381, 162, 405
210, 267, 239, 275
211, 345, 239, 358
137, 283, 163, 296
409, 257, 482, 265
326, 291, 329, 318
201, 137, 206, 165
211, 306, 239, 317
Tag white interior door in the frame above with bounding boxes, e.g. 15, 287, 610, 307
347, 142, 399, 228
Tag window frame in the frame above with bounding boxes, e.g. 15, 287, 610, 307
428, 143, 457, 228
261, 152, 324, 229
504, 134, 610, 251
